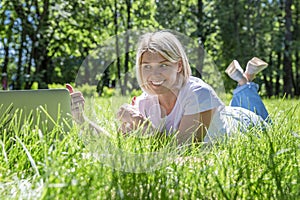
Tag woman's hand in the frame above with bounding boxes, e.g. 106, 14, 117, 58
117, 104, 146, 133
66, 84, 85, 124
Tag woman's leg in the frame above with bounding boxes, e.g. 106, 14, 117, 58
226, 58, 270, 121
230, 82, 270, 121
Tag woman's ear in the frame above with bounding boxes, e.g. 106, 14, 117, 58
177, 60, 183, 72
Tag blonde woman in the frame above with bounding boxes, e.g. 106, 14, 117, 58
68, 30, 270, 145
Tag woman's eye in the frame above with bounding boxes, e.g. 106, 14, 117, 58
143, 65, 151, 70
160, 64, 168, 68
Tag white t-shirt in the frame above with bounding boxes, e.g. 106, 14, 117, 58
135, 76, 265, 143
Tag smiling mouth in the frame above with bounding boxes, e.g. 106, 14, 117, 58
150, 80, 164, 86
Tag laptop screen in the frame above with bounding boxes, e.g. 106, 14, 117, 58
0, 89, 72, 132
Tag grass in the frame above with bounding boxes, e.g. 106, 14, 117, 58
0, 97, 299, 199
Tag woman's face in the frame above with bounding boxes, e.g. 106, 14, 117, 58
140, 51, 182, 95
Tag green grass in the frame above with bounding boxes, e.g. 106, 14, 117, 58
0, 97, 299, 199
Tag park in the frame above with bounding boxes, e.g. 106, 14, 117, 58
0, 0, 299, 199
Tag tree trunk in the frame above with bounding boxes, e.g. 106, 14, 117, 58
123, 0, 132, 95
24, 41, 34, 89
233, 1, 241, 56
113, 0, 123, 95
2, 41, 9, 90
293, 0, 299, 96
283, 0, 293, 97
264, 53, 273, 97
2, 16, 13, 76
16, 26, 26, 90
275, 52, 281, 97
97, 61, 110, 96
295, 50, 300, 96
195, 0, 204, 78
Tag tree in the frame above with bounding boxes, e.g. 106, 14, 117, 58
0, 0, 299, 97
283, 0, 293, 97
0, 0, 15, 89
293, 0, 300, 96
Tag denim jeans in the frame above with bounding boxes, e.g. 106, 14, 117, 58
230, 82, 270, 121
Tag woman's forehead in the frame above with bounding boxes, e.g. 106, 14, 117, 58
141, 51, 167, 63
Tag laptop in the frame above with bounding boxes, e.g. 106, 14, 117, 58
0, 89, 72, 132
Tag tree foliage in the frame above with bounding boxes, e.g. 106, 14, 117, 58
0, 0, 299, 97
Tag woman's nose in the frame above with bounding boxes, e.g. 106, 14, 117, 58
151, 66, 162, 75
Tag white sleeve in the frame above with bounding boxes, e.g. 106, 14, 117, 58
183, 85, 223, 115
134, 93, 148, 117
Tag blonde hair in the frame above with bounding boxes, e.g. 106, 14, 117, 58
136, 31, 191, 94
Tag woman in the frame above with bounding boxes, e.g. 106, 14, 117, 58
68, 30, 270, 145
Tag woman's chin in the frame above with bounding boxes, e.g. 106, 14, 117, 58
149, 85, 173, 95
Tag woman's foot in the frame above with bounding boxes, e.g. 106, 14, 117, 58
225, 60, 248, 85
245, 57, 268, 81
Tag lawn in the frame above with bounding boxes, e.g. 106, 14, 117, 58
0, 97, 299, 199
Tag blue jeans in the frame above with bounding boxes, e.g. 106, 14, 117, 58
230, 82, 270, 122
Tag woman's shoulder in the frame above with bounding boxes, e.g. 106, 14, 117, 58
181, 76, 224, 105
183, 76, 215, 93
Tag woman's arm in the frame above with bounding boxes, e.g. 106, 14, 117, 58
117, 104, 155, 134
66, 84, 112, 137
177, 109, 213, 145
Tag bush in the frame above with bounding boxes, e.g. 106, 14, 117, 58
76, 83, 98, 97
101, 86, 115, 97
48, 83, 66, 89
31, 82, 39, 90
48, 82, 98, 97
130, 88, 143, 98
